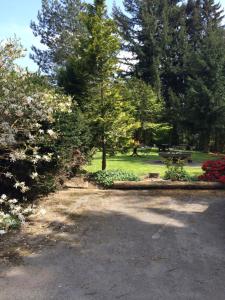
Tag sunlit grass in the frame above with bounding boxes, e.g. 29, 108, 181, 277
85, 148, 223, 178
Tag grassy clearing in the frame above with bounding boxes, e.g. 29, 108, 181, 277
85, 149, 223, 178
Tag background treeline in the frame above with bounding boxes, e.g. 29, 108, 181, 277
31, 0, 225, 168
114, 0, 225, 153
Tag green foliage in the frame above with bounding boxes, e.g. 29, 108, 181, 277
127, 78, 163, 121
125, 78, 164, 146
53, 1, 128, 171
184, 18, 225, 151
57, 58, 89, 108
30, 0, 85, 74
80, 0, 136, 170
114, 0, 225, 150
0, 215, 21, 231
53, 107, 92, 175
144, 123, 172, 145
0, 39, 90, 231
0, 39, 68, 226
87, 80, 136, 151
89, 169, 140, 187
163, 159, 191, 181
31, 173, 57, 196
29, 0, 225, 185
57, 0, 121, 109
164, 166, 191, 181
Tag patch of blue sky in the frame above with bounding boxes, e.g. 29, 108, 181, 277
0, 0, 224, 71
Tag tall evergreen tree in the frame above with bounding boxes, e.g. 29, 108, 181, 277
81, 0, 135, 170
30, 0, 85, 74
114, 0, 188, 144
115, 0, 225, 150
185, 0, 225, 151
31, 0, 101, 108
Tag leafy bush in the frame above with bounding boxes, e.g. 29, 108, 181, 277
0, 39, 91, 231
0, 211, 21, 231
147, 123, 172, 145
0, 194, 33, 231
199, 158, 225, 183
163, 159, 191, 181
89, 169, 140, 187
53, 108, 92, 177
164, 166, 191, 181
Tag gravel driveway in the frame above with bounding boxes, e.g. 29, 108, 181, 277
0, 189, 225, 300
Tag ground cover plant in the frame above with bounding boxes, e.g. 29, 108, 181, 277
89, 169, 140, 187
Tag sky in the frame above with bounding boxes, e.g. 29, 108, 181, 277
0, 0, 224, 71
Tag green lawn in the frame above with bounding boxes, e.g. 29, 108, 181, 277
85, 149, 223, 178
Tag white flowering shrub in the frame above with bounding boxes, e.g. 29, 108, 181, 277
0, 39, 73, 231
0, 194, 28, 231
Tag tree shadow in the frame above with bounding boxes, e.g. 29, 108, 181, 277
0, 190, 225, 299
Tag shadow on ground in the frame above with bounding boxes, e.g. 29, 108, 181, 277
0, 190, 225, 300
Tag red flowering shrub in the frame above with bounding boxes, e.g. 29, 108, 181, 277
199, 158, 225, 183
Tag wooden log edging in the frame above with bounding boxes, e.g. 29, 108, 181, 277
112, 181, 225, 190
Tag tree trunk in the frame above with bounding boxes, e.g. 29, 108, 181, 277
214, 132, 219, 152
132, 146, 139, 156
100, 82, 107, 170
214, 131, 224, 153
102, 138, 107, 170
199, 132, 210, 153
171, 124, 179, 146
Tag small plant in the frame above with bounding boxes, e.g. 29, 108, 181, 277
89, 169, 140, 187
0, 194, 34, 231
163, 159, 191, 181
0, 214, 21, 231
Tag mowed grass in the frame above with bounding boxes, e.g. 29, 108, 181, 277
85, 149, 223, 178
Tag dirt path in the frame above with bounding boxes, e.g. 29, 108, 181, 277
0, 189, 225, 300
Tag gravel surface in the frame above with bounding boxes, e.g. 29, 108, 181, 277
0, 189, 225, 300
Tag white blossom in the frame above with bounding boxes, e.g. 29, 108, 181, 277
15, 110, 24, 117
5, 172, 13, 178
26, 96, 33, 104
47, 129, 57, 138
30, 172, 38, 179
42, 153, 53, 162
8, 199, 18, 204
0, 38, 71, 232
1, 194, 7, 200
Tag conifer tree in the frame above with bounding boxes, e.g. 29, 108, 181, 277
30, 0, 85, 74
82, 0, 135, 170
185, 0, 225, 151
114, 0, 187, 144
